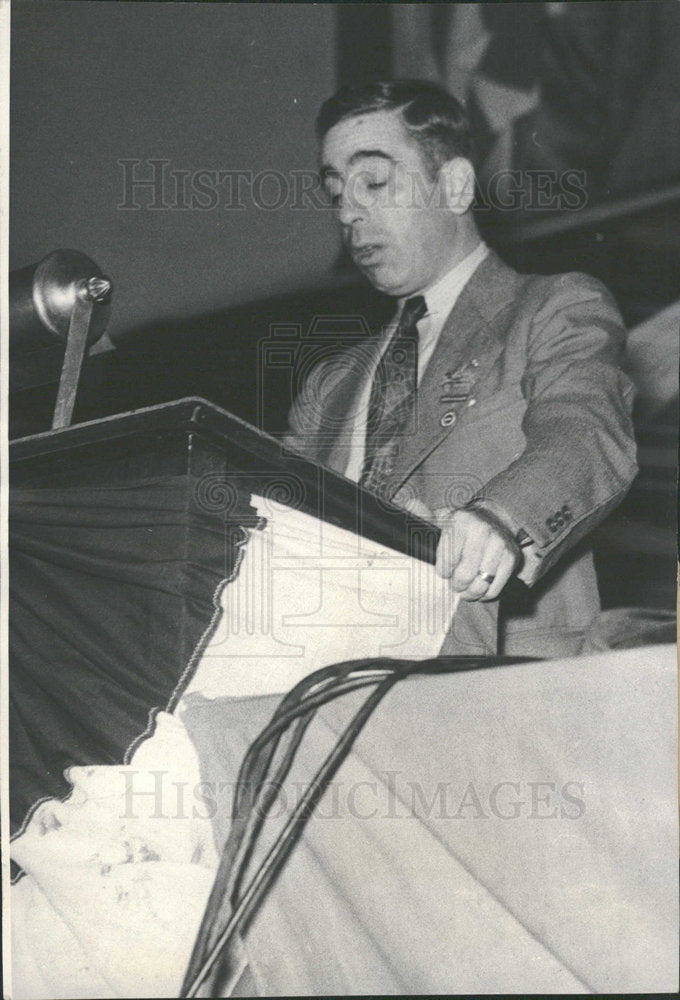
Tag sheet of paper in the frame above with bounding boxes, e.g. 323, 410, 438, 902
184, 494, 457, 699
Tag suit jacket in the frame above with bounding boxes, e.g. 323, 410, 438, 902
285, 251, 638, 658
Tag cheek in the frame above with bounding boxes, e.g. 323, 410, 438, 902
396, 224, 426, 270
383, 241, 417, 276
385, 211, 422, 252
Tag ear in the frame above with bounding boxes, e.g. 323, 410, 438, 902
439, 157, 476, 215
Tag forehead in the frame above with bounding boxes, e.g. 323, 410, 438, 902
320, 109, 426, 175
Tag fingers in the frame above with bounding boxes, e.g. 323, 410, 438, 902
401, 496, 433, 521
435, 509, 464, 579
457, 529, 509, 600
458, 524, 506, 585
435, 508, 489, 584
435, 509, 519, 601
481, 548, 516, 601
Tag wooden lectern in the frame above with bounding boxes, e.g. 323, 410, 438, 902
9, 398, 438, 837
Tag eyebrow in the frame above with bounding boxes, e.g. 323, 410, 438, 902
320, 149, 396, 181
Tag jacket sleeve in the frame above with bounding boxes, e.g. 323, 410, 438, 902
470, 273, 638, 585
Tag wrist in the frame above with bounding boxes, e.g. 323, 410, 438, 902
461, 502, 523, 567
466, 498, 533, 549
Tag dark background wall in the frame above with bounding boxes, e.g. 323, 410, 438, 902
10, 0, 339, 345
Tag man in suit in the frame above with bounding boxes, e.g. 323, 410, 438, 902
286, 79, 638, 658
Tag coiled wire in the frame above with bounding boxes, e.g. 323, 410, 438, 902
181, 654, 529, 997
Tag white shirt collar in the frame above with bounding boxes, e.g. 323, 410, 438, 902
415, 241, 489, 336
345, 243, 488, 482
387, 241, 489, 384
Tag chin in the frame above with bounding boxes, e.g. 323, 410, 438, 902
366, 270, 409, 298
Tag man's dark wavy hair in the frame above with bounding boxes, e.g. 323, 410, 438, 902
316, 79, 474, 178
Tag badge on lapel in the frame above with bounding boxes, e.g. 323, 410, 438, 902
439, 359, 479, 427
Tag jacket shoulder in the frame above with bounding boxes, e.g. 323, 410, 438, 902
517, 270, 622, 317
465, 252, 621, 328
498, 271, 626, 359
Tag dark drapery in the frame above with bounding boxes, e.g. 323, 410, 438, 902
9, 475, 253, 838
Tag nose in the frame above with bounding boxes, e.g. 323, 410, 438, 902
336, 188, 367, 227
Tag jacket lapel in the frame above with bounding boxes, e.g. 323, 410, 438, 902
390, 251, 522, 490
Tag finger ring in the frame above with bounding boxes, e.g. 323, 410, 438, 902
476, 571, 495, 585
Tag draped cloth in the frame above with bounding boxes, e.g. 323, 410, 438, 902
8, 475, 254, 839
179, 644, 678, 995
9, 478, 453, 837
9, 646, 678, 996
8, 475, 677, 995
9, 491, 455, 998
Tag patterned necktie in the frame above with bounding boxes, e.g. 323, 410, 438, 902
360, 294, 427, 496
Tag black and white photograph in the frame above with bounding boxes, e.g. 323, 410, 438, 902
2, 1, 679, 996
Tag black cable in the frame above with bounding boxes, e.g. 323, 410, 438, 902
181, 654, 534, 997
184, 666, 392, 973
227, 665, 397, 865
226, 655, 532, 909
184, 661, 448, 996
228, 670, 393, 905
228, 669, 392, 882
186, 669, 395, 975
231, 654, 529, 813
228, 661, 384, 835
230, 654, 519, 824
182, 674, 397, 998
227, 710, 314, 904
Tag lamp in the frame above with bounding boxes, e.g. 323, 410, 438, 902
9, 249, 112, 428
